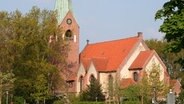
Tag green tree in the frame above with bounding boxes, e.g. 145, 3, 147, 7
80, 76, 105, 101
138, 76, 151, 104
0, 72, 15, 104
0, 7, 68, 103
121, 77, 151, 104
155, 2, 184, 100
0, 11, 16, 104
177, 89, 184, 103
31, 74, 48, 104
122, 85, 141, 104
148, 64, 169, 102
155, 0, 184, 53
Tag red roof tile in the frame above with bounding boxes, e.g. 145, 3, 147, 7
80, 36, 141, 72
129, 50, 154, 70
120, 78, 136, 89
92, 57, 108, 71
81, 58, 91, 70
81, 57, 108, 71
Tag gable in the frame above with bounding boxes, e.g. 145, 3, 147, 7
86, 62, 98, 84
77, 63, 86, 78
144, 52, 166, 81
59, 11, 79, 28
120, 41, 148, 79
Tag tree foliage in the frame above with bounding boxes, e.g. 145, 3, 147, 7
177, 89, 184, 103
80, 76, 105, 101
155, 0, 184, 61
148, 64, 169, 99
0, 7, 67, 103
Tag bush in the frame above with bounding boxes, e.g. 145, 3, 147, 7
80, 76, 105, 101
13, 96, 25, 104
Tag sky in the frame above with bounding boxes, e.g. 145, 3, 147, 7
0, 0, 167, 50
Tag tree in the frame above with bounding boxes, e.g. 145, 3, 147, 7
0, 11, 16, 104
121, 76, 151, 104
177, 89, 184, 103
0, 7, 68, 103
121, 85, 141, 104
80, 76, 105, 101
155, 0, 184, 53
0, 72, 15, 104
148, 64, 169, 102
155, 0, 184, 76
138, 76, 152, 104
31, 74, 48, 104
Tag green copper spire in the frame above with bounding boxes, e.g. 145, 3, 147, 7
55, 0, 72, 24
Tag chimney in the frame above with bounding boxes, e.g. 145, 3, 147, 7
137, 32, 143, 38
86, 39, 89, 45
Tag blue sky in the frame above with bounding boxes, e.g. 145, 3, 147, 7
0, 0, 167, 50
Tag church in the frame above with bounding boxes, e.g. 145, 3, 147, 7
54, 0, 181, 96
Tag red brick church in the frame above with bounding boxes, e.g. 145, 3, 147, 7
54, 0, 181, 96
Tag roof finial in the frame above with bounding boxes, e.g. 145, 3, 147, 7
86, 39, 89, 45
137, 32, 143, 38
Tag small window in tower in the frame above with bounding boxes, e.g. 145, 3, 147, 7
133, 72, 139, 82
65, 30, 73, 40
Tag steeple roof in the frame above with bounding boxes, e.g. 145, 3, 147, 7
54, 0, 72, 24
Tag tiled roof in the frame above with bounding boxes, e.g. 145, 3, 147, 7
81, 57, 108, 71
120, 78, 136, 89
81, 58, 91, 70
92, 57, 108, 71
80, 35, 141, 72
129, 50, 154, 70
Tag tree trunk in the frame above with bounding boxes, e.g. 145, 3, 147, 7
141, 95, 143, 104
0, 94, 2, 104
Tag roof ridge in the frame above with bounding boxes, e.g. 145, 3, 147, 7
87, 35, 140, 46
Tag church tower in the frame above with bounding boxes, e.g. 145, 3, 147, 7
55, 0, 79, 73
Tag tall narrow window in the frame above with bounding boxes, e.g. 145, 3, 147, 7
133, 72, 139, 82
108, 74, 113, 96
108, 74, 113, 84
80, 76, 83, 92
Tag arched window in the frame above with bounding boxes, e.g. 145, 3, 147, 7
65, 30, 73, 40
90, 74, 95, 81
133, 72, 139, 82
79, 76, 83, 92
